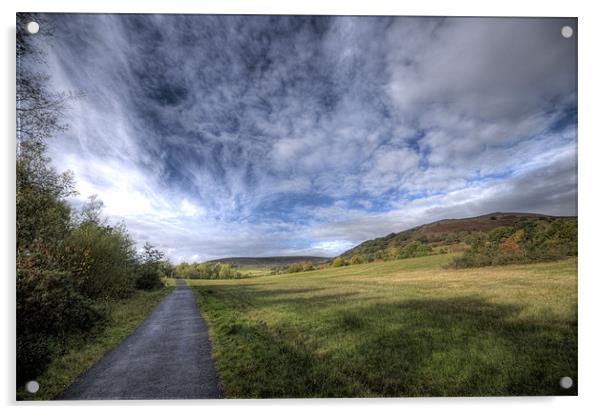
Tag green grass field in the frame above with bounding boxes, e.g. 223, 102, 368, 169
188, 254, 577, 397
17, 287, 173, 400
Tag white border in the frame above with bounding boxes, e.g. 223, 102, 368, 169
2, 1, 601, 413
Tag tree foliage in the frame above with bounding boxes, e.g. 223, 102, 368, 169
270, 261, 317, 274
62, 220, 138, 299
135, 243, 168, 290
449, 218, 577, 268
174, 262, 243, 280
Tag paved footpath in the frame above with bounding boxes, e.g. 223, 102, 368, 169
57, 279, 222, 400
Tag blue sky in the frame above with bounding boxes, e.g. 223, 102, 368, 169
34, 15, 577, 262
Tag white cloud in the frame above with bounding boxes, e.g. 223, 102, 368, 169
180, 199, 204, 217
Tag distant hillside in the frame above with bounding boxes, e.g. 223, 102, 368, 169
204, 256, 331, 268
340, 212, 576, 261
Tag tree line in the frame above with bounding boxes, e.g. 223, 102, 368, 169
449, 218, 577, 268
173, 262, 243, 279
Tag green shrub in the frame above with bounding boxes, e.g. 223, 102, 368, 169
136, 266, 164, 290
287, 263, 304, 273
62, 222, 137, 299
16, 142, 74, 253
16, 333, 52, 386
302, 261, 315, 272
16, 265, 105, 384
135, 243, 165, 290
397, 241, 432, 259
349, 256, 363, 265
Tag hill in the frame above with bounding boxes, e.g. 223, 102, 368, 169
339, 212, 576, 262
204, 256, 331, 268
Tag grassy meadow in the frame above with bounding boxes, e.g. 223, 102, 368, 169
189, 253, 577, 397
17, 287, 173, 400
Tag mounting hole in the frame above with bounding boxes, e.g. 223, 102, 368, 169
561, 25, 573, 39
559, 376, 573, 389
25, 380, 39, 394
26, 21, 40, 34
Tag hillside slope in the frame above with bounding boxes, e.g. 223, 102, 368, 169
339, 212, 576, 261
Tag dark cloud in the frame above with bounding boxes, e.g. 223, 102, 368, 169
32, 14, 577, 261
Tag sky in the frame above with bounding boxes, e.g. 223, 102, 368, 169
31, 14, 577, 262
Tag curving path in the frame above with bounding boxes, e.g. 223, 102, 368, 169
57, 279, 222, 400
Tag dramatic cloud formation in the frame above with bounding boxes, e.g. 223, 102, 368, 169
34, 15, 577, 262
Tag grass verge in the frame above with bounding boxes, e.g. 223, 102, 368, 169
190, 254, 577, 397
17, 286, 173, 400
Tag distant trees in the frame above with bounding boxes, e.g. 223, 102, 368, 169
330, 240, 433, 268
287, 261, 315, 273
449, 218, 577, 268
349, 255, 363, 265
335, 215, 578, 268
174, 262, 242, 280
395, 241, 432, 259
268, 261, 319, 275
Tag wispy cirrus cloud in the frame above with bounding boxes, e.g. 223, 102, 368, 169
31, 15, 576, 262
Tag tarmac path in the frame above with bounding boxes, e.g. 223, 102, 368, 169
57, 279, 221, 400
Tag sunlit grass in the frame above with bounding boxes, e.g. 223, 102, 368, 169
189, 254, 577, 397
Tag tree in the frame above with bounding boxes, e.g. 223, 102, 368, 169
158, 260, 175, 278
16, 151, 74, 253
16, 13, 78, 255
78, 195, 106, 225
302, 261, 315, 272
17, 13, 81, 149
63, 220, 138, 298
349, 255, 363, 265
135, 243, 166, 290
331, 257, 345, 267
16, 13, 92, 384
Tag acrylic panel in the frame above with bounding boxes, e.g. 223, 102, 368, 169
16, 13, 577, 400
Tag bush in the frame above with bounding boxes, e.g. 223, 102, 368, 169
16, 142, 74, 253
62, 222, 137, 299
135, 243, 165, 290
302, 261, 315, 272
331, 257, 345, 267
16, 265, 105, 383
349, 256, 363, 265
397, 241, 432, 259
16, 333, 52, 386
136, 265, 164, 290
287, 263, 301, 273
